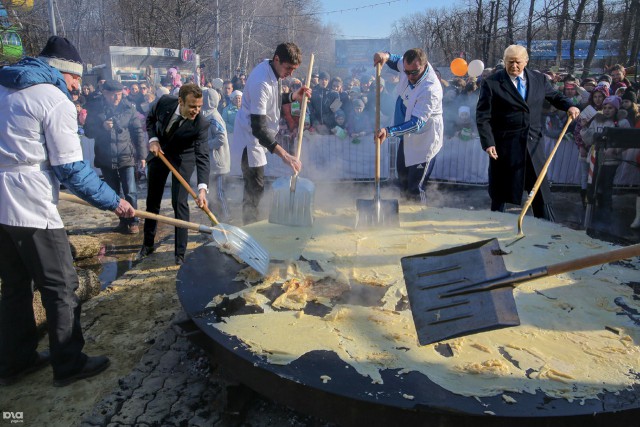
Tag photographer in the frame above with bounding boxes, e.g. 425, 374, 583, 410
84, 80, 146, 234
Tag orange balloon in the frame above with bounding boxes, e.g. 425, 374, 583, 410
450, 58, 468, 77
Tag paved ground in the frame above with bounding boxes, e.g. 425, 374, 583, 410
50, 178, 640, 426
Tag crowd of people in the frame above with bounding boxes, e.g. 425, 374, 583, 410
71, 51, 640, 230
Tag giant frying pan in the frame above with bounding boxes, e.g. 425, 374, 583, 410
176, 244, 640, 427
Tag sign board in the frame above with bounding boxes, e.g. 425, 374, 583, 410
181, 48, 194, 62
335, 38, 390, 74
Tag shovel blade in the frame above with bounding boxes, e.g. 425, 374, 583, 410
209, 223, 270, 276
355, 198, 400, 228
401, 238, 520, 345
269, 176, 315, 227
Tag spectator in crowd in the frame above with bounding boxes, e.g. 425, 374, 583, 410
620, 89, 638, 126
580, 96, 631, 212
232, 71, 246, 91
476, 45, 579, 219
282, 78, 304, 137
562, 82, 582, 106
452, 105, 476, 141
579, 77, 597, 106
201, 88, 231, 222
374, 47, 444, 203
310, 71, 320, 88
573, 84, 609, 206
310, 71, 338, 134
140, 83, 211, 265
219, 80, 233, 113
167, 67, 182, 95
84, 80, 146, 234
0, 35, 135, 388
347, 99, 372, 139
74, 100, 87, 128
609, 64, 632, 94
331, 109, 348, 139
222, 90, 242, 133
234, 42, 311, 224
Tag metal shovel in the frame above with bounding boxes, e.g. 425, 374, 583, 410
401, 238, 640, 345
355, 63, 399, 228
155, 151, 270, 275
59, 192, 269, 276
268, 54, 315, 227
506, 117, 573, 247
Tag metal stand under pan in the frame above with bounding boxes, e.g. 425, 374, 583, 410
176, 244, 640, 427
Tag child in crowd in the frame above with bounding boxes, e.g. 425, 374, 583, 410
580, 96, 631, 212
620, 89, 639, 127
347, 99, 372, 140
331, 109, 348, 139
222, 90, 241, 133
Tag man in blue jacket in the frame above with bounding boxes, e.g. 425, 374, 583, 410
0, 36, 135, 387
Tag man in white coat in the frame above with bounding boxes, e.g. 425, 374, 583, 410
234, 42, 311, 224
374, 48, 444, 203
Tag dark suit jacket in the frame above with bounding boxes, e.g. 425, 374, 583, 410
476, 68, 575, 205
146, 95, 210, 185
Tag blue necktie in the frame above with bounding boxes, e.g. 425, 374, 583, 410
516, 76, 526, 100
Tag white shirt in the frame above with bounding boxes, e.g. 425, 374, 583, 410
0, 84, 83, 228
233, 60, 281, 168
511, 73, 527, 91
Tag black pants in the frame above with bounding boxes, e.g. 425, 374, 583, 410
241, 147, 265, 225
396, 138, 437, 200
144, 155, 195, 257
490, 152, 548, 219
0, 225, 87, 378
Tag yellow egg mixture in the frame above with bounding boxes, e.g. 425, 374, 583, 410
209, 206, 640, 402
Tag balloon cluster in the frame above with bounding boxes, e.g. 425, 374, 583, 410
449, 58, 485, 78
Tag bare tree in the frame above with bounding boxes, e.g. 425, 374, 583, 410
582, 0, 604, 78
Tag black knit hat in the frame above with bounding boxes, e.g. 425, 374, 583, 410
622, 89, 637, 104
102, 80, 123, 92
38, 36, 83, 76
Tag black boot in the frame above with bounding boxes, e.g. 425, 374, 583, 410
580, 189, 587, 208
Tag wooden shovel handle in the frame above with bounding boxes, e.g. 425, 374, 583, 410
375, 62, 381, 183
545, 243, 640, 277
516, 116, 573, 233
58, 192, 205, 233
295, 53, 314, 161
155, 151, 219, 226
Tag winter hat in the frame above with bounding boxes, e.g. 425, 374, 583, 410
319, 71, 330, 80
211, 78, 224, 90
622, 89, 637, 103
598, 74, 612, 84
353, 99, 365, 109
102, 80, 123, 92
592, 84, 610, 98
581, 77, 596, 87
38, 36, 83, 76
603, 96, 621, 110
458, 105, 471, 118
596, 81, 610, 91
334, 109, 346, 119
230, 90, 242, 99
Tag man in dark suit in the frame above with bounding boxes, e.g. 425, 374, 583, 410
139, 83, 210, 265
476, 45, 580, 219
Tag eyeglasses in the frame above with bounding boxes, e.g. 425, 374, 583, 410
404, 68, 421, 76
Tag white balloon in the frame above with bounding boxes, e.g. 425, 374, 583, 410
468, 60, 485, 78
